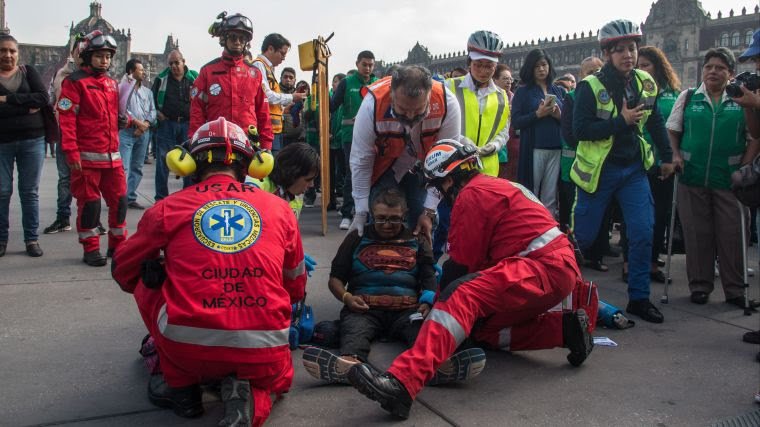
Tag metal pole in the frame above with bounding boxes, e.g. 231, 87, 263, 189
661, 174, 679, 304
738, 200, 752, 315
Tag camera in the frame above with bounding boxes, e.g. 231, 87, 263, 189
726, 72, 760, 98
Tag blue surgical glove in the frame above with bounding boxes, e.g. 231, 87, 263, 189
304, 254, 317, 277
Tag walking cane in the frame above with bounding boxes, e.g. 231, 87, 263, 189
661, 174, 679, 304
738, 200, 755, 316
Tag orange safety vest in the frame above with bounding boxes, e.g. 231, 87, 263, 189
252, 58, 283, 134
368, 77, 448, 184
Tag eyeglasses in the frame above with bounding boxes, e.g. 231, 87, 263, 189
498, 76, 513, 83
374, 216, 404, 225
226, 33, 249, 43
88, 34, 117, 50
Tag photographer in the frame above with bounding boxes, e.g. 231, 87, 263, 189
667, 47, 760, 309
731, 29, 760, 141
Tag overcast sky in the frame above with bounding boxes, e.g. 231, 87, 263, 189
5, 0, 754, 79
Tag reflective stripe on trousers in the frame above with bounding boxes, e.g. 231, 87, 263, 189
157, 304, 289, 349
80, 151, 122, 162
427, 308, 466, 346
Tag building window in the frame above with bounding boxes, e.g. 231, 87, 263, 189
719, 32, 729, 46
747, 29, 755, 46
684, 39, 689, 53
731, 31, 740, 46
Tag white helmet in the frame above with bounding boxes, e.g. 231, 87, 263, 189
467, 30, 504, 62
598, 19, 642, 49
423, 139, 482, 180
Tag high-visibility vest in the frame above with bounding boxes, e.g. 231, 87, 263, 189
570, 70, 657, 193
367, 77, 448, 184
446, 76, 510, 177
252, 58, 283, 134
249, 176, 303, 219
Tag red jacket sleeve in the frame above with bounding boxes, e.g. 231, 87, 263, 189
188, 67, 208, 138
57, 78, 81, 164
254, 78, 274, 150
112, 204, 168, 293
447, 189, 488, 273
281, 211, 306, 303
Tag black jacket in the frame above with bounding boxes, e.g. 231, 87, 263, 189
0, 65, 49, 144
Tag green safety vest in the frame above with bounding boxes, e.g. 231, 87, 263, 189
249, 177, 303, 219
570, 70, 657, 193
643, 86, 678, 166
560, 90, 576, 183
340, 73, 378, 145
680, 88, 746, 190
447, 76, 510, 177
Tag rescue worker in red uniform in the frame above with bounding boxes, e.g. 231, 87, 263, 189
347, 139, 597, 419
57, 31, 127, 266
112, 117, 306, 426
190, 12, 273, 149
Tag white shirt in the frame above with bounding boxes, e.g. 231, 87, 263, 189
453, 73, 510, 150
252, 54, 294, 107
350, 86, 461, 213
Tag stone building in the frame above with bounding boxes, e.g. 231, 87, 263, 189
378, 0, 759, 88
1, 1, 176, 87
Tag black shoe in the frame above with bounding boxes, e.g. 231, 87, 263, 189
0, 242, 6, 257
690, 291, 709, 305
563, 309, 594, 367
656, 258, 666, 267
106, 248, 115, 258
44, 217, 71, 234
82, 250, 107, 267
584, 259, 609, 272
147, 375, 203, 418
347, 364, 412, 419
726, 296, 759, 311
743, 330, 760, 345
650, 270, 670, 284
128, 201, 146, 210
25, 241, 43, 257
97, 223, 107, 236
218, 375, 252, 426
626, 299, 664, 323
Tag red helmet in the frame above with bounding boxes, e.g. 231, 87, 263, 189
78, 30, 117, 57
423, 138, 481, 180
189, 117, 254, 165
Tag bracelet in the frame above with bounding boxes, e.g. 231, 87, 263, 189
423, 208, 437, 219
342, 291, 352, 304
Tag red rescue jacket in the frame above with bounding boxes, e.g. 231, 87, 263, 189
189, 52, 274, 149
57, 67, 122, 168
112, 174, 306, 363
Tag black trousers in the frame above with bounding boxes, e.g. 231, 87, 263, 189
339, 306, 421, 361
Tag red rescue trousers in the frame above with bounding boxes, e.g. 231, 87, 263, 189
70, 167, 127, 253
387, 239, 582, 399
133, 284, 293, 426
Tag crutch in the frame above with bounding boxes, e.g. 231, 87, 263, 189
738, 200, 757, 315
661, 174, 679, 304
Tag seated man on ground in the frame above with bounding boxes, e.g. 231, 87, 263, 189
302, 187, 485, 385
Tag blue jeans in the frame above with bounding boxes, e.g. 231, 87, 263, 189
54, 139, 72, 218
272, 133, 283, 155
573, 161, 654, 301
0, 136, 45, 242
155, 120, 189, 200
119, 129, 150, 203
370, 168, 427, 231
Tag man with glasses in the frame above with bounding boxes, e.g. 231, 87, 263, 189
348, 65, 461, 241
252, 33, 306, 154
57, 30, 127, 266
302, 187, 485, 386
190, 12, 273, 149
151, 50, 197, 200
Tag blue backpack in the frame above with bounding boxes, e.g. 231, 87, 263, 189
289, 297, 315, 349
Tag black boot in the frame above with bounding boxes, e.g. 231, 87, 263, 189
347, 364, 412, 419
626, 299, 664, 323
563, 309, 594, 367
82, 250, 107, 267
218, 375, 252, 426
147, 375, 203, 418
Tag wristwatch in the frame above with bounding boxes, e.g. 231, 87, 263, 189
423, 208, 437, 220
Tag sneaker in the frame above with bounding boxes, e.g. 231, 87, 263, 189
144, 158, 153, 165
339, 218, 351, 230
218, 375, 252, 427
128, 201, 146, 210
44, 217, 71, 234
147, 375, 203, 418
97, 223, 107, 236
82, 250, 107, 267
429, 348, 486, 385
626, 299, 664, 323
302, 346, 358, 384
25, 241, 43, 257
347, 364, 412, 419
563, 309, 594, 367
742, 330, 760, 345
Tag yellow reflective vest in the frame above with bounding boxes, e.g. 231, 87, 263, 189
247, 176, 303, 219
570, 70, 657, 193
447, 77, 510, 177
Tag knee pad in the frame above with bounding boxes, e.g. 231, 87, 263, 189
117, 196, 128, 223
438, 272, 480, 303
80, 200, 102, 229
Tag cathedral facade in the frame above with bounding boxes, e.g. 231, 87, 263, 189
379, 0, 759, 88
1, 1, 176, 87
